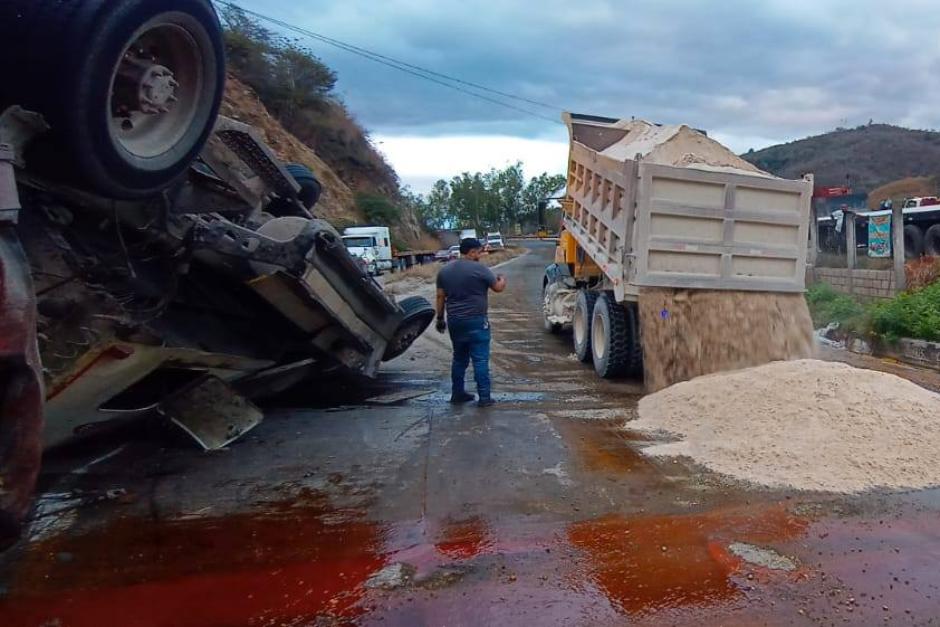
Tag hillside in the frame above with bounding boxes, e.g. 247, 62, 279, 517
742, 124, 940, 193
219, 6, 436, 250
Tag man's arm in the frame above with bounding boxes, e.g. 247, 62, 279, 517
435, 288, 447, 332
435, 288, 446, 319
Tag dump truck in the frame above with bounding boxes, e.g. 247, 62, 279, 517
0, 0, 433, 540
543, 113, 813, 380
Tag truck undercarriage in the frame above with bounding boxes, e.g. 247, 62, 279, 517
0, 0, 433, 542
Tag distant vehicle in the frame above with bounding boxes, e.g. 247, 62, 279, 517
486, 232, 505, 249
459, 228, 478, 242
448, 245, 461, 260
342, 234, 380, 275
434, 248, 453, 262
902, 197, 940, 208
344, 226, 393, 272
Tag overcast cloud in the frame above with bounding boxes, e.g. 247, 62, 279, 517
232, 0, 940, 191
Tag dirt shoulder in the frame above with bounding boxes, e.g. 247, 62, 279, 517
383, 246, 527, 296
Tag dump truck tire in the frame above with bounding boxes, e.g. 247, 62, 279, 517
1, 0, 225, 198
905, 224, 924, 259
924, 225, 940, 257
573, 290, 598, 363
382, 296, 435, 361
591, 293, 641, 379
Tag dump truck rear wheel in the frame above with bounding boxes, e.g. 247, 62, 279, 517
573, 290, 597, 363
904, 224, 924, 259
591, 293, 641, 379
2, 0, 225, 198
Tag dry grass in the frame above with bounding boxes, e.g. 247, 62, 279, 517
383, 246, 524, 287
905, 256, 940, 292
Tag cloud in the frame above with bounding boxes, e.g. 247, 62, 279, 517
373, 134, 569, 193
231, 0, 940, 186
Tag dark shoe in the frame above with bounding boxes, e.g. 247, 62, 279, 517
476, 398, 495, 408
450, 392, 475, 404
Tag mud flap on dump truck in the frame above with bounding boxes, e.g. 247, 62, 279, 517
0, 146, 43, 543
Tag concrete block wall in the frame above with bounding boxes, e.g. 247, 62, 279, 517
812, 267, 897, 301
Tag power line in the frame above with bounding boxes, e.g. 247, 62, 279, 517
213, 1, 563, 124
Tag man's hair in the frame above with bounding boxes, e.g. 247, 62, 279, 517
459, 238, 482, 255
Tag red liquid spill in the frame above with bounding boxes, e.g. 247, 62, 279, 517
0, 495, 384, 627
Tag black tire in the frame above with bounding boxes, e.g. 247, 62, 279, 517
591, 293, 642, 379
573, 290, 598, 363
286, 163, 322, 209
382, 296, 435, 361
542, 280, 563, 334
924, 224, 940, 257
904, 224, 924, 259
2, 0, 225, 198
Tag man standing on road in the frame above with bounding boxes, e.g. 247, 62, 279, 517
435, 238, 507, 407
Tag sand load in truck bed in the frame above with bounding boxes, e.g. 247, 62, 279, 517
598, 120, 771, 177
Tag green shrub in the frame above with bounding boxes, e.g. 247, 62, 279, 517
804, 283, 867, 330
355, 193, 401, 225
869, 282, 940, 342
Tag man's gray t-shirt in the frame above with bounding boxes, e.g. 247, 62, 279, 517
436, 259, 497, 320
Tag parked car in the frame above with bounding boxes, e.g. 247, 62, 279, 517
447, 245, 460, 260
486, 232, 505, 249
434, 249, 451, 262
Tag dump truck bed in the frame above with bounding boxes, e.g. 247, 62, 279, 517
563, 113, 813, 301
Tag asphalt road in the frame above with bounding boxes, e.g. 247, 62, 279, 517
4, 240, 940, 626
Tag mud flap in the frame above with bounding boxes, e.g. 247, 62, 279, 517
157, 375, 262, 451
0, 145, 44, 543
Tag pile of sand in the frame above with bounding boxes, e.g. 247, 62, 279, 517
634, 359, 940, 493
637, 288, 815, 392
599, 120, 769, 177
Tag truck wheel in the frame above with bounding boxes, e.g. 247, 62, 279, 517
573, 290, 598, 363
383, 296, 435, 361
285, 164, 322, 209
904, 225, 924, 259
2, 0, 225, 198
591, 293, 642, 379
924, 225, 940, 257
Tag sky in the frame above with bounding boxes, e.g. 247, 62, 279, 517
232, 0, 940, 193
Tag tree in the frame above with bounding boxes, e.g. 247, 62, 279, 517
355, 193, 400, 224
414, 164, 567, 233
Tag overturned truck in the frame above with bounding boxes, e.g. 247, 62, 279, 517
0, 0, 433, 538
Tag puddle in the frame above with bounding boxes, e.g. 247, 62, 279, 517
0, 493, 386, 626
567, 504, 810, 617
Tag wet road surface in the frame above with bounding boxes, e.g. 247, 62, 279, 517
5, 241, 940, 625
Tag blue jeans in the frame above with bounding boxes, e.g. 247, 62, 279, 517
448, 316, 491, 400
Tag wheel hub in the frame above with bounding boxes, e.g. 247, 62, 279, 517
138, 64, 178, 114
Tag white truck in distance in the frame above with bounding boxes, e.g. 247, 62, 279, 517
459, 228, 478, 243
343, 226, 393, 273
